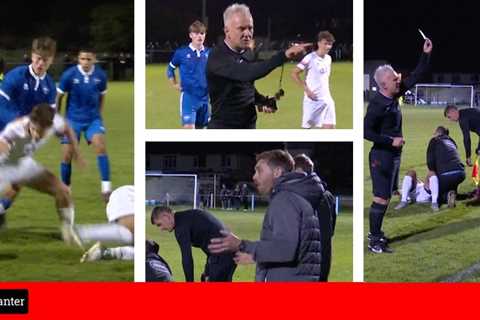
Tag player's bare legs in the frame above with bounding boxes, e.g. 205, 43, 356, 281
0, 184, 21, 227
91, 133, 111, 202
116, 215, 134, 234
24, 170, 74, 225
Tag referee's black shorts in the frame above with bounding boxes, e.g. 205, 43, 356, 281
369, 149, 401, 199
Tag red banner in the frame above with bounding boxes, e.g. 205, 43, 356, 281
0, 282, 477, 318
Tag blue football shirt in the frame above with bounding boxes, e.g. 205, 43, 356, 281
166, 44, 209, 100
58, 64, 108, 123
0, 65, 56, 123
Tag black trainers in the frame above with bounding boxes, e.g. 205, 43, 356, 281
368, 241, 394, 254
368, 232, 389, 244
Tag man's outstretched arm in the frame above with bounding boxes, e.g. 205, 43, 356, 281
398, 38, 433, 97
208, 44, 311, 83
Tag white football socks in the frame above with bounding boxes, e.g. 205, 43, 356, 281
101, 181, 112, 194
429, 175, 439, 204
401, 175, 413, 202
104, 246, 134, 260
76, 223, 133, 245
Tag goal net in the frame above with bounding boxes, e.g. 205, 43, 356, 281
145, 172, 198, 209
415, 84, 474, 107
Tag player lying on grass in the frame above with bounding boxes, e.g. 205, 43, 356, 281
291, 31, 336, 129
65, 185, 135, 262
57, 48, 111, 202
395, 126, 464, 211
0, 104, 84, 236
394, 170, 439, 211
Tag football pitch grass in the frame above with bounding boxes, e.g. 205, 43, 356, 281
364, 105, 480, 282
146, 62, 352, 129
0, 82, 133, 281
146, 207, 353, 282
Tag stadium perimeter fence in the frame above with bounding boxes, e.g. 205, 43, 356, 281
146, 192, 352, 215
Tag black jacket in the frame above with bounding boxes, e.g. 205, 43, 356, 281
279, 172, 335, 281
145, 240, 173, 282
458, 108, 480, 158
206, 41, 286, 128
426, 134, 464, 174
174, 209, 227, 282
243, 172, 322, 282
364, 53, 431, 154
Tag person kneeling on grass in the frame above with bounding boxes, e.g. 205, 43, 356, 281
0, 104, 84, 238
395, 126, 465, 211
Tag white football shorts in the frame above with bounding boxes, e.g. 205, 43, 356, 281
302, 97, 336, 128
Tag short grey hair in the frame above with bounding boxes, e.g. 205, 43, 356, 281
374, 64, 395, 85
223, 3, 252, 26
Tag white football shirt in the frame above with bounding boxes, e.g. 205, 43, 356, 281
0, 114, 65, 165
297, 52, 332, 100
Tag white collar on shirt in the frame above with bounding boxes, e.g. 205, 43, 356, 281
28, 64, 46, 81
77, 64, 95, 77
28, 64, 47, 91
189, 43, 205, 57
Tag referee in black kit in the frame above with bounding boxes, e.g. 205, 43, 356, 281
364, 38, 432, 254
206, 3, 311, 129
151, 206, 236, 282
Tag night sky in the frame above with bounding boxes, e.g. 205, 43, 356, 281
366, 0, 480, 72
147, 0, 352, 45
0, 0, 132, 51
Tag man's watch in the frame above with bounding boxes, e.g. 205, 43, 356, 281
238, 240, 246, 252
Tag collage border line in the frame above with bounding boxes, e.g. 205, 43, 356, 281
135, 0, 363, 282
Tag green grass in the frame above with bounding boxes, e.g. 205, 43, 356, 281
364, 105, 480, 282
147, 207, 353, 282
146, 62, 352, 129
0, 82, 133, 281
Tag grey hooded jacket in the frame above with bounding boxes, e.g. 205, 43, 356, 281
243, 172, 322, 282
